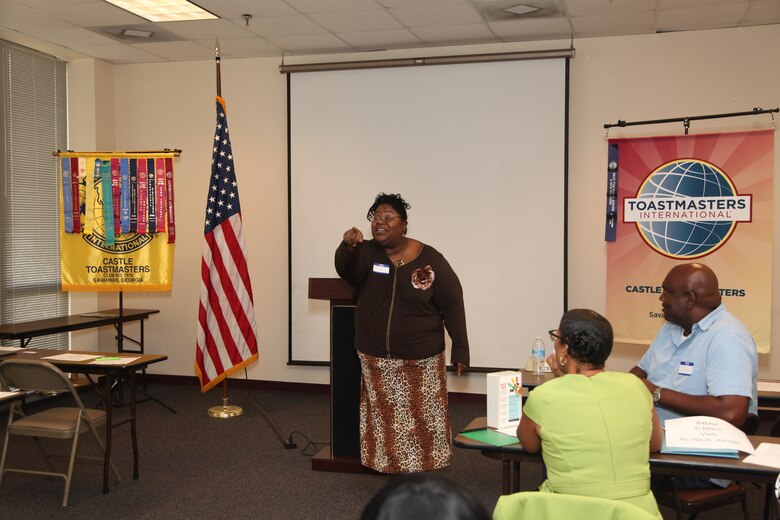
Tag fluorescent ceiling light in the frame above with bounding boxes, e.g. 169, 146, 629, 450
104, 0, 218, 22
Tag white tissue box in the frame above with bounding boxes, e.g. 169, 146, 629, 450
486, 371, 523, 430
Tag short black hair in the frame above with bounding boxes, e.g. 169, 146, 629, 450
366, 193, 410, 222
360, 474, 489, 520
558, 309, 613, 368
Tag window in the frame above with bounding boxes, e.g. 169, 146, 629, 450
0, 40, 68, 348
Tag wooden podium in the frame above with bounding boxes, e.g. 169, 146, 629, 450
308, 278, 372, 473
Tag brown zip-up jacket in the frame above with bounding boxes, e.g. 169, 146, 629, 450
335, 239, 469, 366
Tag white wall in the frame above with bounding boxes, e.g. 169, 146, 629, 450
64, 24, 779, 393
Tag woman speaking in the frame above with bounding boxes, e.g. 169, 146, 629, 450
335, 193, 469, 473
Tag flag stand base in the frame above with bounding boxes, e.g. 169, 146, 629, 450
208, 396, 243, 418
208, 378, 242, 418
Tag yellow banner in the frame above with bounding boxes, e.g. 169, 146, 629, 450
60, 154, 175, 292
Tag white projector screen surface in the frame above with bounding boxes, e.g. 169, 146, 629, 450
289, 58, 567, 368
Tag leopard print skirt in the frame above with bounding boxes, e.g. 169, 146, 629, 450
357, 350, 452, 473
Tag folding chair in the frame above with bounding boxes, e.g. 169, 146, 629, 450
0, 359, 121, 506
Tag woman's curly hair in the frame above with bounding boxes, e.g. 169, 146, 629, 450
558, 309, 613, 368
366, 193, 411, 222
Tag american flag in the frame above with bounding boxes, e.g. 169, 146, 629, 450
196, 96, 259, 392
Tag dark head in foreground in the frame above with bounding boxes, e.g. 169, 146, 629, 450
361, 474, 490, 520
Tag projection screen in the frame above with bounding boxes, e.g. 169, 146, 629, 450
288, 57, 568, 369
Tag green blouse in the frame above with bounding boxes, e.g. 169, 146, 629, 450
522, 372, 661, 518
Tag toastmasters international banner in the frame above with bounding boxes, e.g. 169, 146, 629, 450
606, 130, 773, 353
59, 153, 176, 291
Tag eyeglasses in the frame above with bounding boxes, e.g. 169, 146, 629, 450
548, 329, 562, 343
368, 213, 402, 223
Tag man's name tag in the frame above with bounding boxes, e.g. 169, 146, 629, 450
678, 361, 694, 376
373, 263, 390, 275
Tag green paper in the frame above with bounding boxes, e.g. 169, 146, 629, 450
461, 428, 519, 447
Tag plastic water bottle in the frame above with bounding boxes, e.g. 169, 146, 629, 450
531, 337, 546, 375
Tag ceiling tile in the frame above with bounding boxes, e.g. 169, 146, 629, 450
196, 0, 297, 18
157, 19, 254, 40
130, 40, 214, 60
264, 33, 353, 53
412, 23, 496, 43
243, 15, 328, 37
489, 16, 571, 39
0, 5, 74, 30
12, 0, 92, 6
42, 1, 145, 26
658, 4, 748, 31
21, 26, 119, 46
390, 4, 482, 27
196, 37, 282, 57
743, 1, 780, 26
658, 0, 747, 9
336, 28, 420, 49
565, 0, 656, 17
69, 42, 163, 62
572, 12, 656, 36
284, 0, 382, 14
377, 0, 466, 6
310, 10, 402, 32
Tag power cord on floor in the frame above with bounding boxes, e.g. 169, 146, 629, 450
287, 430, 329, 457
241, 369, 327, 455
245, 388, 297, 449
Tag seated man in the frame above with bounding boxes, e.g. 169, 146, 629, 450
630, 263, 758, 489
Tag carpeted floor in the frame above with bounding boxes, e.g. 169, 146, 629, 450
0, 383, 773, 519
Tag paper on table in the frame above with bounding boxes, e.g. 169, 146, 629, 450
0, 346, 23, 352
0, 391, 22, 399
89, 356, 139, 365
43, 353, 101, 362
664, 416, 755, 454
757, 381, 780, 393
743, 443, 780, 469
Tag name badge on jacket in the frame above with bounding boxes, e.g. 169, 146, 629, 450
373, 263, 390, 275
678, 361, 694, 376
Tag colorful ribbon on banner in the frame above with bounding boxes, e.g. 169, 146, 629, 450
605, 143, 619, 242
56, 152, 177, 244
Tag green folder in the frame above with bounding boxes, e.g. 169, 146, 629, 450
461, 428, 519, 447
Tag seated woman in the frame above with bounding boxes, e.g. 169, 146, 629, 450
516, 309, 663, 518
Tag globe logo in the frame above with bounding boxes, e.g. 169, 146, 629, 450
623, 159, 751, 259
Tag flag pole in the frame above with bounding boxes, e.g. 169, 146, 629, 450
215, 38, 221, 98
207, 38, 243, 419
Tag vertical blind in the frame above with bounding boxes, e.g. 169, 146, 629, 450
0, 40, 68, 348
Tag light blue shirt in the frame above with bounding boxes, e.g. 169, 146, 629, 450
637, 304, 758, 425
